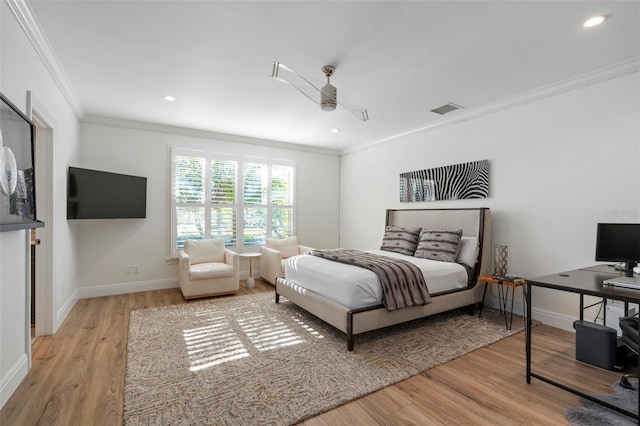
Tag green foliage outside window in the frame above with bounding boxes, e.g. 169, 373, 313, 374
175, 156, 204, 203
173, 150, 294, 251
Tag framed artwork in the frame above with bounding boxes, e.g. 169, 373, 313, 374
400, 159, 489, 202
0, 92, 40, 232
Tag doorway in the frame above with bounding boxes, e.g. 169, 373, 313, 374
31, 105, 55, 338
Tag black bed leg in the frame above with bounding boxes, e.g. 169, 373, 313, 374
274, 277, 281, 303
347, 311, 354, 351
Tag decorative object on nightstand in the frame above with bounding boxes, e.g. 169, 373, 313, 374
478, 274, 526, 330
493, 244, 509, 276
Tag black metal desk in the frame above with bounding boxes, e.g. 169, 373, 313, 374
526, 265, 640, 422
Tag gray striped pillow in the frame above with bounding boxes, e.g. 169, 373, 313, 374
414, 229, 463, 262
380, 226, 421, 256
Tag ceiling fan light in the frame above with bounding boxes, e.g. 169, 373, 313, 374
320, 83, 337, 111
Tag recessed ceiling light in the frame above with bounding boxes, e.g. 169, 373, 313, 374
163, 95, 176, 102
331, 128, 340, 133
584, 15, 606, 28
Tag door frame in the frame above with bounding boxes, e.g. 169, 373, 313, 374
30, 95, 55, 338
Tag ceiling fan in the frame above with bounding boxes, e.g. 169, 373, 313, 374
271, 61, 369, 122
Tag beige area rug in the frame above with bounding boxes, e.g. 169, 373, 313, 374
124, 292, 524, 425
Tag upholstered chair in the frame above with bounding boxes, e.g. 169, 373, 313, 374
178, 238, 240, 299
258, 237, 314, 285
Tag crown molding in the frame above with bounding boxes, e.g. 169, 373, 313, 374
82, 115, 340, 157
343, 57, 640, 156
6, 0, 84, 119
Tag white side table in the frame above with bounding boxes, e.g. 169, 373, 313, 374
240, 252, 261, 288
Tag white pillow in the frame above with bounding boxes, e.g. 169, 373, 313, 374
456, 237, 480, 268
266, 237, 299, 259
184, 239, 225, 264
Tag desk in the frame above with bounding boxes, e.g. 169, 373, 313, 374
240, 252, 261, 289
526, 265, 640, 422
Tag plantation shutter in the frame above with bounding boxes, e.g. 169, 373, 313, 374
243, 162, 268, 246
210, 159, 237, 245
174, 155, 206, 250
171, 148, 295, 255
271, 164, 294, 239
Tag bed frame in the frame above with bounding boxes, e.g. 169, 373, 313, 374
275, 207, 491, 351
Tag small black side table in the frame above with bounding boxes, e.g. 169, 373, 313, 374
478, 275, 526, 330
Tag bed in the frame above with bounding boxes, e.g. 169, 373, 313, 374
275, 207, 491, 351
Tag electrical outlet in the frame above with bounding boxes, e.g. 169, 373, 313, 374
133, 264, 139, 274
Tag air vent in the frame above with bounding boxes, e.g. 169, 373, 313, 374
430, 102, 464, 115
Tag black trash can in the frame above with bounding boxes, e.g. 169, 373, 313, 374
573, 320, 617, 370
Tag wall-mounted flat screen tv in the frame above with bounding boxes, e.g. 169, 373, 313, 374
67, 167, 147, 219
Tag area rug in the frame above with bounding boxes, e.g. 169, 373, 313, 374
124, 292, 524, 425
565, 381, 638, 426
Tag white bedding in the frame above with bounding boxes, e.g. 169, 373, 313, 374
284, 249, 469, 310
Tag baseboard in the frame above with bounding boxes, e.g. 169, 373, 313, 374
484, 294, 577, 332
77, 278, 179, 299
0, 353, 29, 409
77, 272, 260, 299
55, 288, 79, 332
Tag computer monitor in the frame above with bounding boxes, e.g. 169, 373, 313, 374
595, 223, 640, 272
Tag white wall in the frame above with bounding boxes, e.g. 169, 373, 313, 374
0, 1, 81, 408
76, 121, 340, 295
340, 72, 640, 330
0, 231, 30, 408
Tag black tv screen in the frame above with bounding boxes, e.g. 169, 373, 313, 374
595, 223, 640, 272
67, 167, 147, 219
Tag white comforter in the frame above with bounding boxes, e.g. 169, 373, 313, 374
284, 249, 469, 310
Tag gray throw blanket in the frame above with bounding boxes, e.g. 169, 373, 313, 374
307, 249, 431, 311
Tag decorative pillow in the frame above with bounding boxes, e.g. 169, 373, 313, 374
456, 236, 480, 268
380, 226, 422, 256
414, 229, 463, 262
266, 236, 300, 259
184, 238, 225, 264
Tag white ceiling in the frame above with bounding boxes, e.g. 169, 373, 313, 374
26, 1, 640, 152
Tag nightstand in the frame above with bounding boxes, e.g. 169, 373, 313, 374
478, 275, 526, 330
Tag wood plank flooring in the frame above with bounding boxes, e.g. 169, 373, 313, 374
0, 280, 628, 425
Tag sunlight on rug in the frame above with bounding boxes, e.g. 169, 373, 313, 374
183, 308, 321, 371
124, 292, 524, 425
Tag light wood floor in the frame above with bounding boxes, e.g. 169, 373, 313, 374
0, 279, 629, 425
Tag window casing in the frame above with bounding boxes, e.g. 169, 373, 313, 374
171, 147, 295, 257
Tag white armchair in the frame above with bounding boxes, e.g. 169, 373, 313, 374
178, 238, 239, 299
259, 237, 314, 285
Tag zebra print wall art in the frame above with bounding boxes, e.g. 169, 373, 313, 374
399, 159, 489, 202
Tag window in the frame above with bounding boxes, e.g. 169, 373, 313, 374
171, 148, 295, 257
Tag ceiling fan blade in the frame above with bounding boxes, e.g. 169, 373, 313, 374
271, 62, 322, 105
336, 89, 370, 122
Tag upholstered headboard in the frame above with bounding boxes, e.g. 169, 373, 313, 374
385, 208, 492, 282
